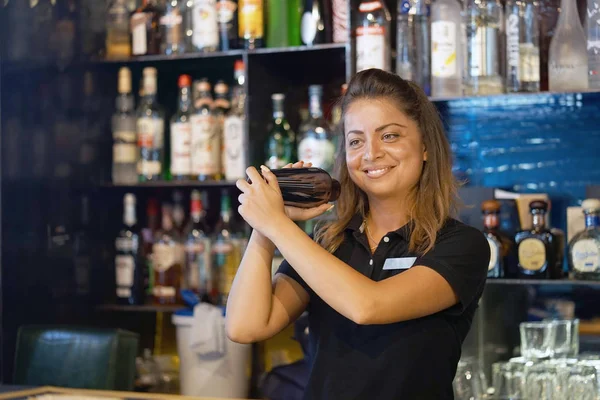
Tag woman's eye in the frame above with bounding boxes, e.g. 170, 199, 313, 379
383, 133, 399, 141
348, 139, 360, 147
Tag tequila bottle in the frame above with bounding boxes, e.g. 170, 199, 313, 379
505, 0, 540, 93
515, 200, 556, 279
569, 199, 600, 280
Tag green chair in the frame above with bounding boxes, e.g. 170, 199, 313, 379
13, 325, 139, 391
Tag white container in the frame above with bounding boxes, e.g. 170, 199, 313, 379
172, 310, 251, 398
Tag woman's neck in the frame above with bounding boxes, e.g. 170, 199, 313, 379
366, 196, 410, 236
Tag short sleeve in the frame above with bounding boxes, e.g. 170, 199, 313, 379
276, 258, 312, 296
414, 220, 490, 315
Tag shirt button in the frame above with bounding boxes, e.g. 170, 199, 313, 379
369, 259, 373, 266
383, 236, 390, 243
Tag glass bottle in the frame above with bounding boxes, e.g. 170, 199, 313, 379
115, 193, 141, 305
106, 0, 132, 59
465, 0, 504, 95
355, 0, 391, 72
214, 80, 231, 178
568, 199, 600, 280
190, 79, 219, 181
267, 0, 288, 47
288, 0, 303, 46
548, 0, 588, 91
505, 0, 540, 93
130, 0, 162, 56
431, 0, 463, 98
481, 200, 511, 278
332, 0, 349, 43
238, 0, 264, 49
191, 0, 219, 52
265, 93, 294, 169
396, 0, 431, 95
587, 0, 600, 89
160, 0, 186, 55
213, 191, 240, 306
170, 74, 193, 181
185, 190, 213, 299
223, 60, 248, 180
217, 0, 239, 50
515, 200, 556, 279
538, 0, 560, 91
301, 0, 326, 46
298, 85, 335, 174
112, 67, 138, 185
137, 67, 165, 182
153, 204, 183, 305
255, 167, 341, 208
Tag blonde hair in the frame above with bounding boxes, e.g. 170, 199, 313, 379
315, 69, 459, 255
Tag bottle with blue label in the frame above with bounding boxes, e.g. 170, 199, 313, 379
569, 199, 600, 280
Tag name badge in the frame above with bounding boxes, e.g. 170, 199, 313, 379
382, 257, 416, 271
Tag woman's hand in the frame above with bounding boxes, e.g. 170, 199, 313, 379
281, 161, 334, 222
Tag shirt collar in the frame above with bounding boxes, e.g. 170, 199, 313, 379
346, 213, 413, 241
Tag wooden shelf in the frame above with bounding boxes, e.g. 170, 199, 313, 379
487, 278, 600, 287
97, 304, 183, 313
101, 180, 238, 188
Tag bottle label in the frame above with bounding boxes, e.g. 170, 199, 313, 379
518, 238, 546, 271
116, 236, 138, 252
356, 26, 386, 72
191, 114, 220, 175
113, 143, 137, 163
170, 121, 192, 175
131, 13, 148, 55
301, 12, 317, 45
239, 0, 264, 39
487, 237, 499, 271
137, 117, 164, 149
572, 239, 600, 272
217, 0, 238, 24
332, 0, 349, 43
153, 243, 176, 273
298, 136, 335, 171
160, 10, 184, 45
115, 255, 135, 292
193, 0, 219, 49
186, 239, 211, 293
519, 43, 540, 82
223, 115, 247, 180
431, 21, 457, 78
358, 1, 383, 12
507, 13, 520, 77
153, 286, 176, 298
549, 62, 589, 91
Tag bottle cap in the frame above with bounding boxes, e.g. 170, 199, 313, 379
529, 200, 548, 211
272, 93, 285, 101
143, 67, 157, 77
178, 74, 191, 88
195, 79, 211, 93
215, 81, 229, 94
118, 67, 132, 94
234, 60, 245, 72
329, 179, 341, 202
124, 193, 136, 205
481, 200, 501, 213
582, 198, 600, 212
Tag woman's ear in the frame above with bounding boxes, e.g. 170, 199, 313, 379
423, 146, 428, 162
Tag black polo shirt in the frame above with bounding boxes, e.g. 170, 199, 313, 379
277, 215, 490, 400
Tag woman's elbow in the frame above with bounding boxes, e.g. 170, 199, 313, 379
225, 318, 261, 344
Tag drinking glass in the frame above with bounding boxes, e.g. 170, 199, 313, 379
558, 364, 598, 400
492, 361, 526, 398
524, 362, 562, 400
454, 358, 488, 400
544, 319, 579, 358
520, 321, 557, 360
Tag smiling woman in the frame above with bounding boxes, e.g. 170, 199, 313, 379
226, 68, 490, 400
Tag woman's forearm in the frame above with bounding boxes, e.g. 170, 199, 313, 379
225, 229, 276, 340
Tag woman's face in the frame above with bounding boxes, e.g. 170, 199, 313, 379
344, 98, 426, 201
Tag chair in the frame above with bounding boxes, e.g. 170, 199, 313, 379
13, 325, 139, 391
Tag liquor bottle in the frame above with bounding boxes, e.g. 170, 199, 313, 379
548, 0, 588, 91
214, 80, 231, 177
141, 198, 159, 297
253, 167, 341, 208
267, 0, 289, 47
73, 196, 92, 297
170, 74, 193, 181
115, 193, 141, 305
106, 0, 131, 59
588, 1, 600, 89
515, 200, 556, 279
213, 191, 240, 306
112, 67, 137, 184
137, 67, 165, 182
431, 0, 463, 98
223, 60, 248, 180
191, 0, 219, 52
190, 79, 220, 180
81, 0, 107, 59
217, 0, 239, 50
238, 0, 264, 49
160, 0, 186, 55
301, 0, 326, 46
265, 94, 294, 169
481, 200, 511, 278
130, 0, 162, 56
396, 0, 431, 95
185, 190, 213, 299
288, 0, 303, 46
153, 204, 183, 304
465, 0, 504, 96
569, 199, 600, 280
538, 0, 560, 91
332, 0, 349, 43
505, 0, 540, 93
355, 0, 391, 72
298, 85, 335, 173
